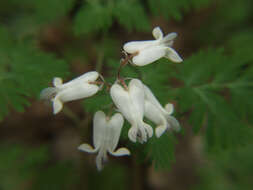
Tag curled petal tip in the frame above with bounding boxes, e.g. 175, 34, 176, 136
128, 127, 138, 143
53, 98, 63, 114
96, 156, 103, 171
53, 77, 63, 87
165, 103, 174, 114
78, 143, 97, 153
145, 124, 153, 138
166, 47, 183, 63
152, 26, 163, 40
155, 126, 167, 138
110, 148, 131, 156
40, 87, 57, 100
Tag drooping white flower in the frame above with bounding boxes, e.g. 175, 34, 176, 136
110, 79, 153, 143
40, 71, 101, 114
143, 85, 180, 138
123, 26, 183, 66
78, 111, 130, 171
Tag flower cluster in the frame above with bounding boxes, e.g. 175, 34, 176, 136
41, 27, 182, 170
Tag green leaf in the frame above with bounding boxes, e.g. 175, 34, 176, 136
171, 49, 253, 150
113, 0, 150, 32
146, 133, 176, 169
0, 26, 69, 120
0, 0, 75, 27
0, 144, 76, 190
194, 134, 253, 190
148, 0, 212, 21
74, 1, 113, 35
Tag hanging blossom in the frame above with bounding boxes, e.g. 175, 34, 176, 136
40, 71, 102, 114
123, 26, 183, 66
110, 79, 153, 143
78, 111, 130, 171
143, 85, 180, 138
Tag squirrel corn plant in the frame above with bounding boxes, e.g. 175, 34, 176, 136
40, 26, 182, 170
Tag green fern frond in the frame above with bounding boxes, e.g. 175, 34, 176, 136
0, 27, 69, 120
171, 48, 253, 151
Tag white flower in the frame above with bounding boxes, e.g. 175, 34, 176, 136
110, 79, 153, 143
78, 111, 130, 171
143, 85, 180, 138
40, 71, 101, 114
123, 26, 183, 66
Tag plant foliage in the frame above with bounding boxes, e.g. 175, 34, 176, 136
0, 0, 253, 187
0, 27, 68, 120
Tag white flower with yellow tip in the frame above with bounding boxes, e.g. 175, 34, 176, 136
143, 85, 180, 138
40, 71, 101, 114
123, 26, 183, 66
110, 79, 153, 143
78, 111, 130, 171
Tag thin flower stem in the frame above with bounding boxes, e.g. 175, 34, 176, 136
117, 51, 138, 80
117, 51, 138, 90
88, 81, 104, 85
106, 103, 116, 118
119, 78, 129, 90
99, 74, 112, 91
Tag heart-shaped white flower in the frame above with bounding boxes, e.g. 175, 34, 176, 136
40, 71, 101, 114
110, 79, 153, 143
123, 26, 183, 66
78, 111, 130, 171
143, 85, 180, 138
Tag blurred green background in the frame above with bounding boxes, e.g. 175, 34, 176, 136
0, 0, 253, 189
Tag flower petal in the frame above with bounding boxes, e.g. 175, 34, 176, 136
58, 83, 99, 103
96, 149, 108, 171
152, 27, 163, 40
110, 83, 135, 124
129, 79, 153, 142
165, 103, 174, 115
96, 154, 103, 171
143, 85, 167, 114
129, 79, 145, 117
53, 77, 63, 87
144, 101, 163, 124
52, 97, 63, 114
165, 47, 183, 63
160, 32, 177, 45
108, 113, 124, 152
132, 46, 167, 66
60, 71, 99, 89
143, 122, 153, 139
144, 101, 166, 137
40, 87, 58, 100
128, 126, 138, 143
123, 40, 158, 54
78, 143, 97, 153
130, 121, 153, 143
167, 115, 181, 132
109, 147, 130, 156
155, 125, 167, 138
138, 123, 148, 143
110, 80, 152, 143
93, 111, 107, 149
70, 71, 99, 83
